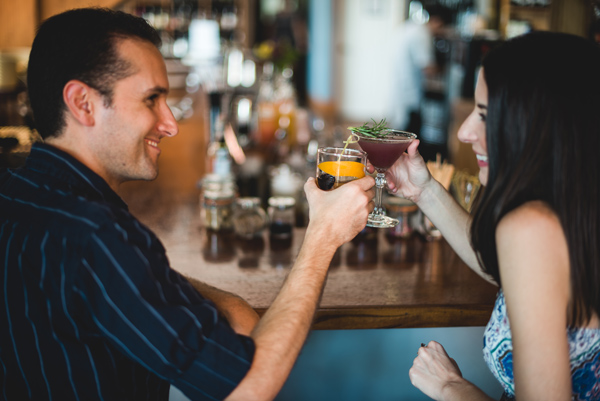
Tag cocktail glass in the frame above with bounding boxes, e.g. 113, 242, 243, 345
316, 147, 366, 190
357, 130, 417, 228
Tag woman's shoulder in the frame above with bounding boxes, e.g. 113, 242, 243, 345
496, 200, 562, 241
496, 200, 569, 288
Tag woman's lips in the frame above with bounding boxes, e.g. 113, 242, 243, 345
476, 154, 488, 167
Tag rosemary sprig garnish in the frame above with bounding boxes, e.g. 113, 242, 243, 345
347, 118, 390, 138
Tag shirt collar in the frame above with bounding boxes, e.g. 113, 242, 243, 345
26, 142, 129, 211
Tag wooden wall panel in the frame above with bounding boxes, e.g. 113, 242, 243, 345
550, 0, 592, 38
0, 0, 125, 50
0, 0, 37, 48
41, 0, 125, 21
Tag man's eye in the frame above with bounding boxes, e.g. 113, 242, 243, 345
146, 94, 159, 104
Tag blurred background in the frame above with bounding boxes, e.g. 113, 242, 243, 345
0, 1, 597, 400
0, 0, 596, 174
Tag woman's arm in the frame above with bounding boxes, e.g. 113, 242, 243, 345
409, 201, 573, 401
415, 178, 490, 281
496, 201, 572, 400
385, 140, 494, 283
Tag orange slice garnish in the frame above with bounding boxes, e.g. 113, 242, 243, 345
318, 161, 365, 178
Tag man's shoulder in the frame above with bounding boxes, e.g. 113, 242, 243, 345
1, 166, 161, 251
2, 175, 135, 236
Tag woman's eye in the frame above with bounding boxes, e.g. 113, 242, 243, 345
479, 113, 487, 122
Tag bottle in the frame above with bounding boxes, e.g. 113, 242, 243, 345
256, 62, 277, 146
206, 116, 232, 177
274, 67, 297, 146
208, 92, 223, 143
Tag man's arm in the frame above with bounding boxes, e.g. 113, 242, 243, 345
185, 276, 260, 337
226, 176, 375, 401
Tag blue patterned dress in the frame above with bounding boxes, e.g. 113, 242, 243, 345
483, 291, 600, 400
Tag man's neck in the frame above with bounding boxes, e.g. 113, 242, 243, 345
45, 135, 121, 192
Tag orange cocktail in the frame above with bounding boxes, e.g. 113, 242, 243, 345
316, 147, 366, 190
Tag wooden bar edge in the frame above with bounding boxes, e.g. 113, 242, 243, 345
255, 304, 494, 331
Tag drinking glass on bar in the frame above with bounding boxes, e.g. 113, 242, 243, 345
316, 147, 367, 190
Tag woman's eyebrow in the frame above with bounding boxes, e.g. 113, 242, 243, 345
477, 103, 487, 110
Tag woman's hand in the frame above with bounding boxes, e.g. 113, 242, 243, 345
367, 139, 432, 203
409, 341, 464, 401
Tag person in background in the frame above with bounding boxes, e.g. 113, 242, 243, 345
383, 31, 600, 400
0, 8, 375, 401
386, 4, 451, 159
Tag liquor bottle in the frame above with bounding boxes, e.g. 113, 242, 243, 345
208, 91, 223, 143
256, 62, 278, 146
274, 67, 297, 146
206, 116, 232, 177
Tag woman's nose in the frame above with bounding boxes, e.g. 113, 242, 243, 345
457, 114, 478, 144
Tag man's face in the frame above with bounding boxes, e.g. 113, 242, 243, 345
91, 38, 178, 187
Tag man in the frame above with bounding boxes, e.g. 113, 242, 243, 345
387, 5, 451, 160
0, 8, 375, 401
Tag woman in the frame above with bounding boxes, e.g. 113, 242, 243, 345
385, 32, 600, 400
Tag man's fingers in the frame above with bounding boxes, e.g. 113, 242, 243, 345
353, 175, 376, 191
304, 177, 318, 194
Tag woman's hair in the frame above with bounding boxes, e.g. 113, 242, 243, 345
471, 31, 600, 326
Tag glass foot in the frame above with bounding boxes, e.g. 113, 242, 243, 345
366, 214, 399, 228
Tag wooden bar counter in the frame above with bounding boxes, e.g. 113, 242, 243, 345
117, 99, 497, 331
122, 192, 497, 331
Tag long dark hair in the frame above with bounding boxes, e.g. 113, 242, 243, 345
470, 31, 600, 326
27, 8, 161, 139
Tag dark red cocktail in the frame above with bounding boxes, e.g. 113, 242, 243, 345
355, 129, 416, 228
358, 136, 412, 171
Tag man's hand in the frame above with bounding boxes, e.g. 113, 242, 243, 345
304, 175, 375, 249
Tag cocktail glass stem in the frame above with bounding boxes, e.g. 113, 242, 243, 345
366, 170, 399, 228
373, 172, 386, 219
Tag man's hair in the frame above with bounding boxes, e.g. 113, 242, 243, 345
27, 8, 161, 139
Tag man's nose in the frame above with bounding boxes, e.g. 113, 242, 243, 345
159, 103, 179, 137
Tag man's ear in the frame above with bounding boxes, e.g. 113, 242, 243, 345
63, 80, 97, 127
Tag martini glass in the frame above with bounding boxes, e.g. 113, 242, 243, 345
357, 130, 417, 228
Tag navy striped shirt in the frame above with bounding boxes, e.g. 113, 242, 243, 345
0, 143, 255, 400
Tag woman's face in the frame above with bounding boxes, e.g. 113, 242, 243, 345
457, 69, 489, 185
